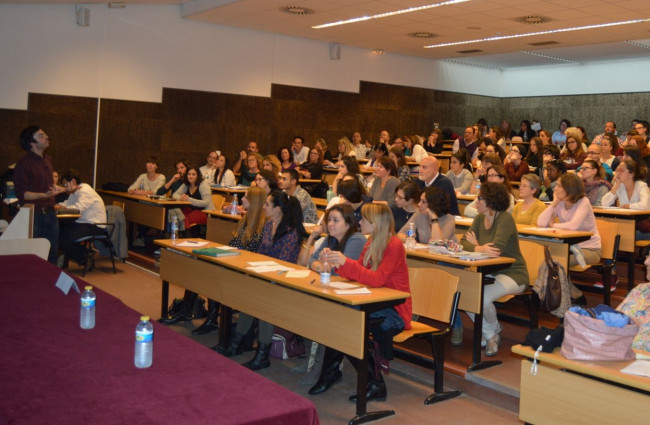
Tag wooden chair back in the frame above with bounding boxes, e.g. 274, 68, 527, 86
112, 200, 125, 211
595, 219, 618, 261
408, 268, 459, 324
519, 240, 546, 286
212, 194, 226, 212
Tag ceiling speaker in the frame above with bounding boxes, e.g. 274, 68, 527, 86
76, 7, 90, 27
329, 43, 341, 60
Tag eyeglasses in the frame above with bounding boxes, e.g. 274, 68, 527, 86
477, 196, 485, 201
254, 177, 264, 182
395, 194, 405, 200
487, 173, 503, 178
581, 166, 594, 171
587, 151, 599, 155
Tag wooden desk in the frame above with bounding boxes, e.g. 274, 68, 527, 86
512, 344, 650, 425
406, 248, 515, 371
455, 217, 592, 271
204, 210, 242, 244
456, 194, 476, 216
313, 197, 328, 208
98, 189, 190, 231
432, 153, 451, 173
156, 239, 409, 425
593, 207, 650, 289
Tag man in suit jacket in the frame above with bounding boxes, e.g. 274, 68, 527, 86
417, 156, 460, 216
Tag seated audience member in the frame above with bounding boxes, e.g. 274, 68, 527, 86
128, 156, 165, 195
579, 159, 611, 206
56, 170, 107, 266
512, 174, 546, 225
460, 182, 528, 355
485, 142, 506, 163
470, 153, 502, 194
325, 137, 356, 166
312, 204, 411, 400
337, 177, 372, 227
368, 143, 389, 168
172, 167, 215, 236
582, 143, 612, 180
560, 127, 587, 170
537, 173, 601, 271
297, 148, 325, 193
277, 146, 296, 172
500, 120, 516, 142
504, 144, 530, 181
221, 191, 305, 371
602, 159, 650, 213
232, 141, 259, 174
517, 120, 536, 142
262, 155, 282, 176
213, 154, 236, 187
424, 128, 443, 154
488, 127, 506, 150
592, 121, 620, 146
397, 186, 457, 244
552, 119, 571, 147
351, 131, 371, 159
629, 135, 650, 168
332, 156, 364, 195
600, 134, 621, 174
253, 169, 279, 195
240, 153, 262, 187
404, 135, 428, 163
445, 150, 474, 194
52, 170, 68, 203
622, 146, 649, 183
417, 156, 460, 216
278, 168, 318, 224
291, 136, 310, 165
453, 126, 479, 161
391, 181, 421, 231
539, 129, 552, 146
369, 157, 400, 209
465, 165, 514, 217
526, 137, 543, 170
170, 187, 267, 331
199, 151, 218, 182
156, 159, 189, 196
315, 138, 333, 163
541, 159, 566, 201
616, 253, 650, 352
389, 147, 411, 182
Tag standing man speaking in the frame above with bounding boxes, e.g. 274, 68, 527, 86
13, 126, 64, 263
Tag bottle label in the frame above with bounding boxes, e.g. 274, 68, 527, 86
320, 272, 331, 284
407, 229, 415, 238
136, 330, 153, 343
81, 298, 96, 309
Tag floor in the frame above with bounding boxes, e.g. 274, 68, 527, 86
76, 250, 640, 425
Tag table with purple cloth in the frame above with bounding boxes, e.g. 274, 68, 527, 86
0, 254, 319, 425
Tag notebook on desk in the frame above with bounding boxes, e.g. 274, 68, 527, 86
192, 247, 241, 257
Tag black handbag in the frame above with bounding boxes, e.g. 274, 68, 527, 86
535, 245, 562, 312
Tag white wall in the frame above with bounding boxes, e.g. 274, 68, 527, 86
0, 3, 647, 110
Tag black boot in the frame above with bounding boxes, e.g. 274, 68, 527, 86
243, 342, 272, 371
214, 332, 245, 357
309, 348, 344, 395
160, 291, 197, 324
192, 300, 220, 335
348, 353, 387, 402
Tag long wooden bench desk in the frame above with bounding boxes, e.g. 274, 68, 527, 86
155, 239, 409, 425
98, 189, 190, 231
512, 344, 650, 425
593, 207, 650, 290
405, 248, 515, 371
203, 210, 242, 244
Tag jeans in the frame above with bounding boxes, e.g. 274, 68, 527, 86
34, 211, 59, 264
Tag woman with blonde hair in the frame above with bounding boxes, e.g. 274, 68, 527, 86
262, 155, 281, 176
312, 203, 411, 400
192, 186, 268, 335
325, 136, 357, 166
315, 138, 333, 163
561, 127, 587, 170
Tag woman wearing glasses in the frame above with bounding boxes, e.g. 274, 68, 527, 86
460, 182, 528, 356
578, 159, 611, 206
512, 174, 546, 225
464, 165, 514, 218
504, 144, 530, 182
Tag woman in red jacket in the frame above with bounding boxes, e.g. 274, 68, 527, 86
309, 203, 411, 402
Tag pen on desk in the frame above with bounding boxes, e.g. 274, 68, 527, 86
309, 279, 315, 285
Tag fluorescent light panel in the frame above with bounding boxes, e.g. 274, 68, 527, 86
312, 0, 470, 29
424, 18, 650, 48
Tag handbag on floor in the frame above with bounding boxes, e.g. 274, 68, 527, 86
270, 327, 305, 360
533, 245, 570, 317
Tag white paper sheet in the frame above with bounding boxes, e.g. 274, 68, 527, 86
334, 287, 371, 295
176, 241, 210, 247
285, 270, 311, 278
328, 282, 360, 289
620, 360, 650, 378
246, 265, 295, 273
247, 261, 279, 266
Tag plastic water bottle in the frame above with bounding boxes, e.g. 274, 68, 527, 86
230, 194, 238, 215
139, 180, 144, 191
475, 181, 481, 193
326, 185, 334, 202
80, 285, 96, 330
170, 216, 178, 245
134, 316, 154, 368
405, 222, 416, 250
320, 260, 331, 285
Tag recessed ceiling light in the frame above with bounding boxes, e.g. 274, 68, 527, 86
425, 18, 650, 49
521, 51, 579, 63
313, 0, 471, 29
371, 49, 386, 55
409, 32, 437, 39
519, 16, 547, 25
466, 26, 482, 30
625, 40, 650, 49
279, 6, 315, 16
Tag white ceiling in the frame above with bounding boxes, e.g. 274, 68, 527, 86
6, 0, 650, 69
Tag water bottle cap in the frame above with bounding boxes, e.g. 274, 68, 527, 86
141, 315, 149, 321
85, 285, 93, 290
